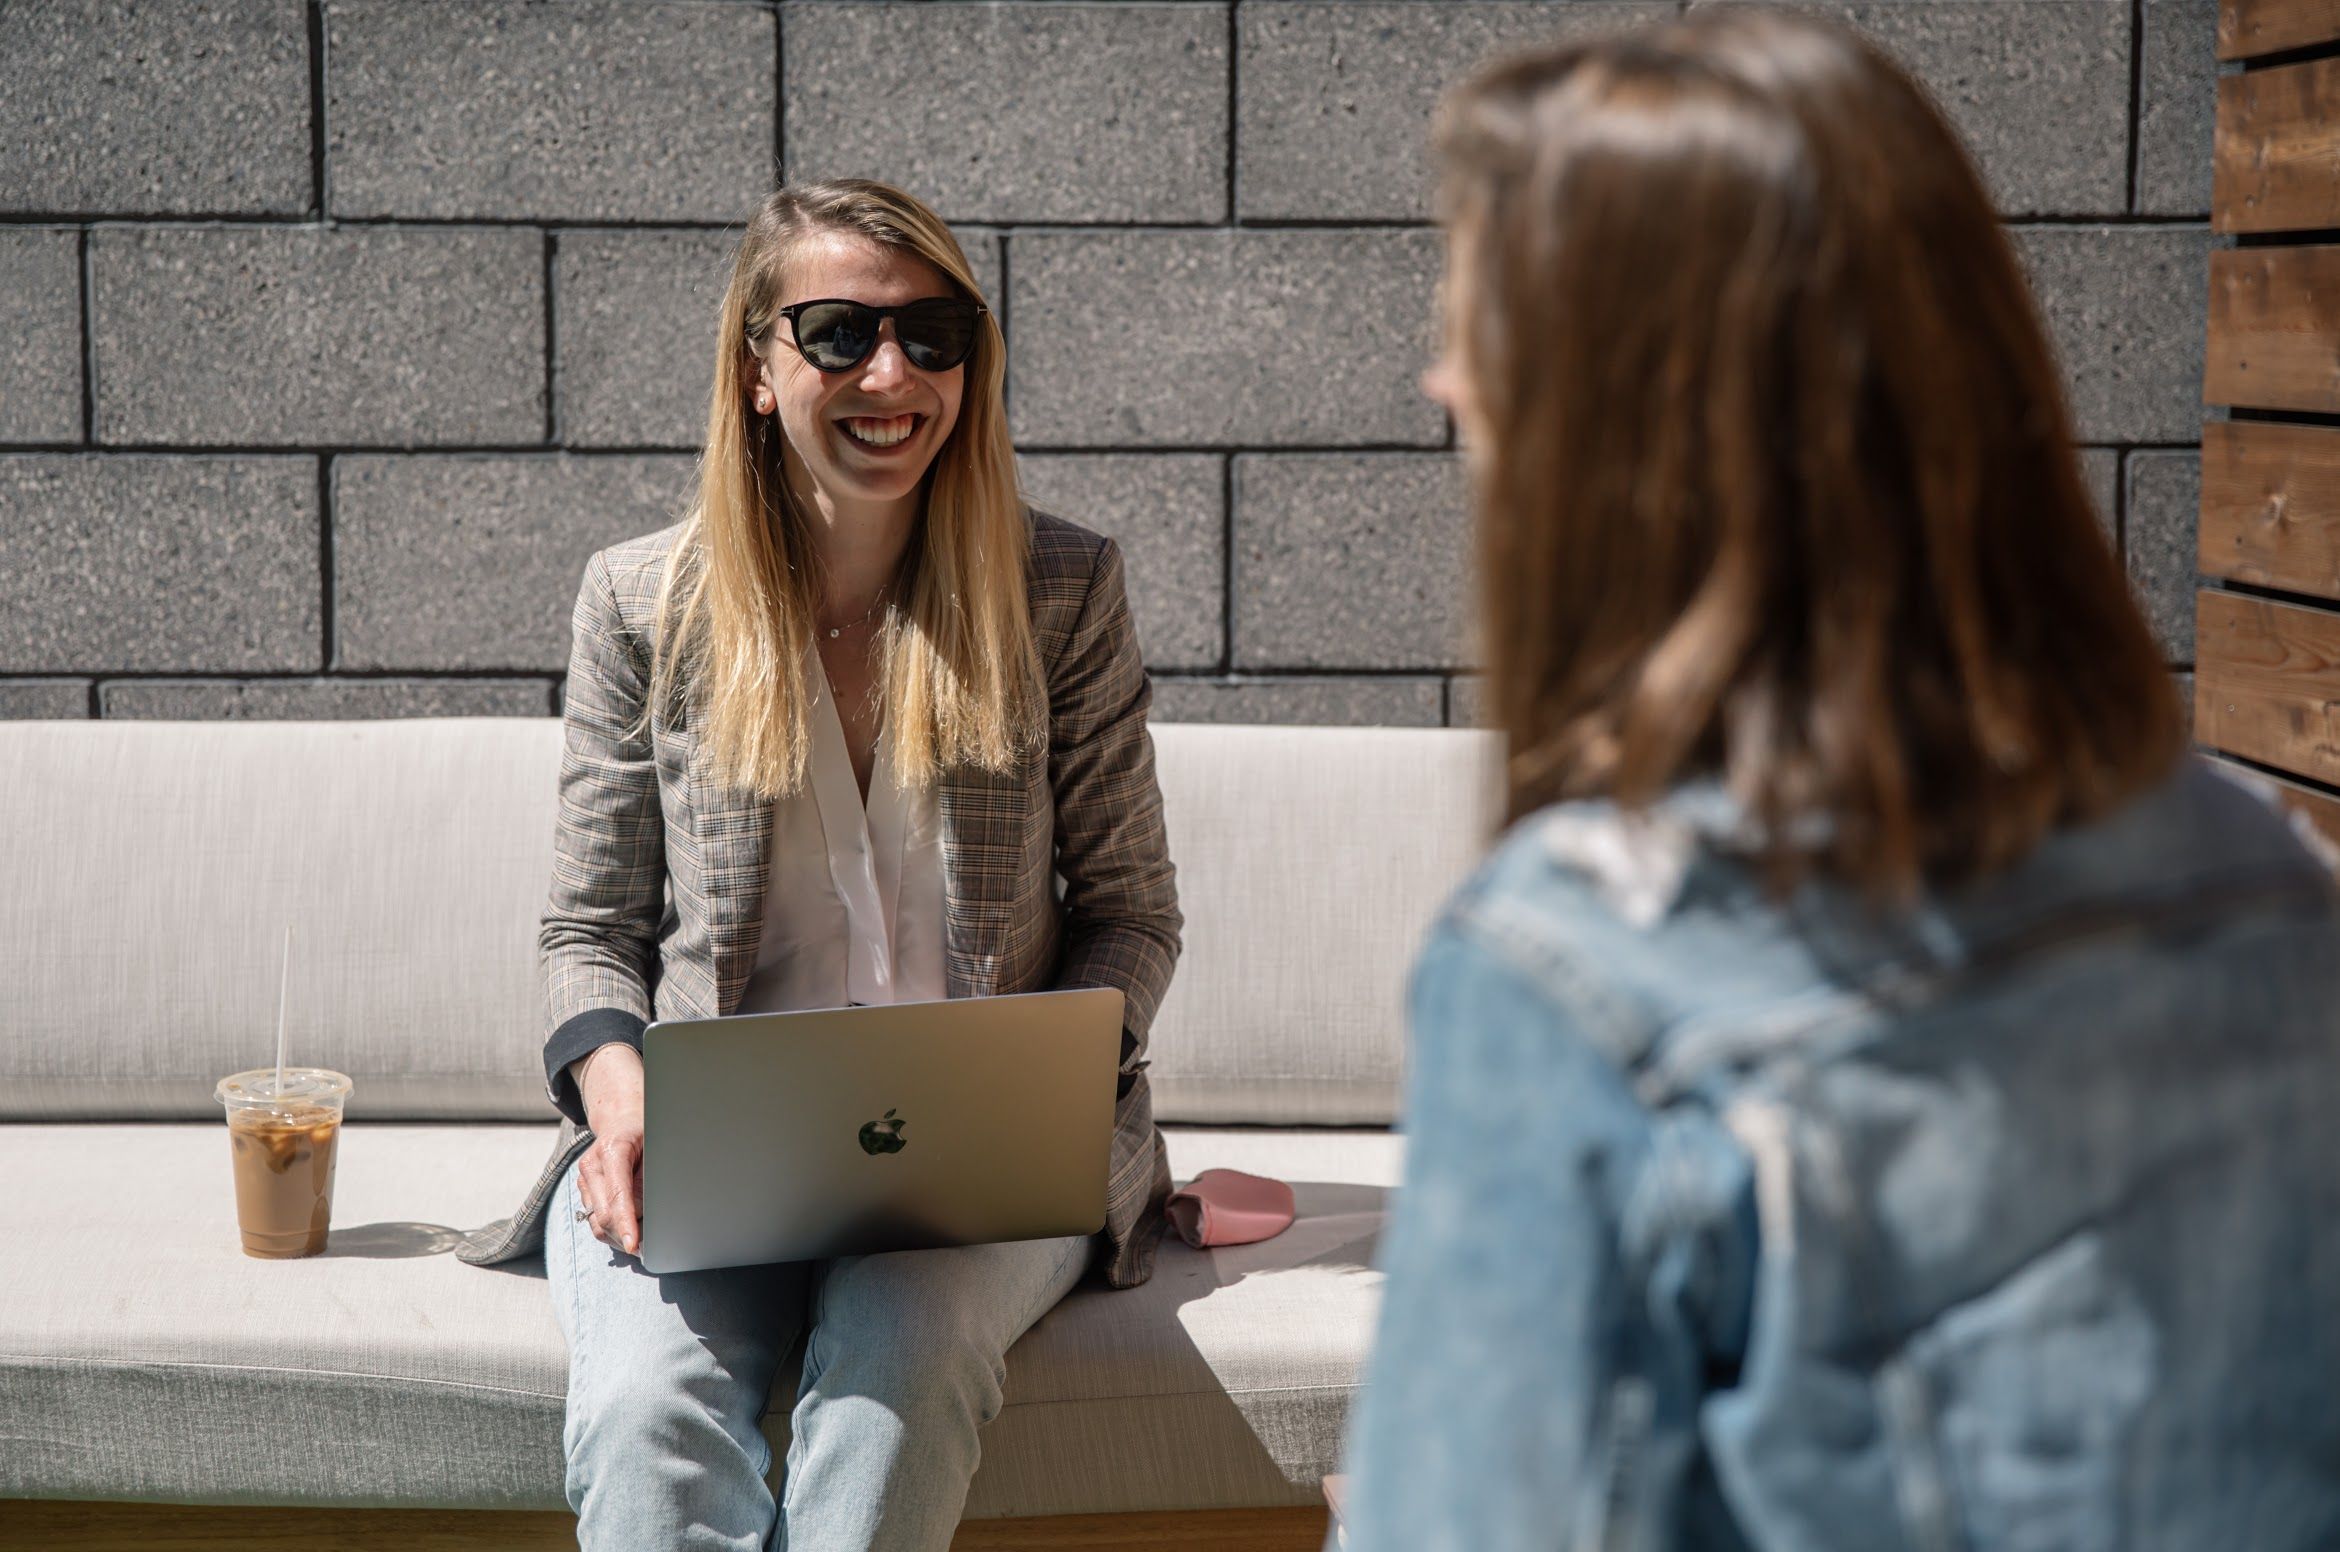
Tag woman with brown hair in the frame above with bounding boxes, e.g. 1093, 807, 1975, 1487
452, 179, 1181, 1549
1332, 8, 2340, 1549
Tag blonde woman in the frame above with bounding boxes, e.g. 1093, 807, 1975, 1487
455, 180, 1181, 1550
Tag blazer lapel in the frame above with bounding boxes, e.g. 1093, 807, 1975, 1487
938, 763, 1018, 1000
688, 729, 1015, 1013
689, 753, 775, 1018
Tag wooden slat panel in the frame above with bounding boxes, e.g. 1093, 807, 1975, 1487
0, 1499, 1332, 1552
2198, 420, 2340, 598
2196, 588, 2340, 783
2209, 755, 2340, 863
2222, 0, 2340, 61
2203, 246, 2340, 412
2215, 57, 2340, 232
954, 1507, 1331, 1550
0, 1501, 581, 1552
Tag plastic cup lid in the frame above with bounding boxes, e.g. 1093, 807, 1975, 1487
215, 1068, 353, 1107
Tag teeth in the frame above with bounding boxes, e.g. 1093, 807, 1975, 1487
843, 414, 917, 448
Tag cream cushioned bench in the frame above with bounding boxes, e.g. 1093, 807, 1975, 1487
1, 718, 1499, 1531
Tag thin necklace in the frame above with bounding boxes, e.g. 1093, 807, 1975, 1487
820, 570, 900, 639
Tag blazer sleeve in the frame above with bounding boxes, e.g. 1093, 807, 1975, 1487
1047, 535, 1183, 1100
538, 548, 668, 1126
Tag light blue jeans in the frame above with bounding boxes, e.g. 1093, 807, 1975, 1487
546, 1152, 1094, 1550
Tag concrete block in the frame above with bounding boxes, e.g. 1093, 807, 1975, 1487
1695, 0, 2132, 216
1233, 453, 1473, 669
1449, 671, 1485, 728
0, 0, 311, 216
785, 4, 1225, 223
2079, 445, 2118, 544
0, 454, 319, 672
1147, 674, 1444, 726
1239, 2, 1674, 220
0, 229, 83, 443
91, 226, 544, 447
0, 680, 92, 719
2013, 226, 2214, 445
2126, 448, 2199, 663
557, 229, 741, 449
1018, 454, 1224, 672
333, 453, 696, 671
328, 0, 774, 220
2138, 0, 2218, 217
102, 677, 552, 719
1011, 230, 1444, 447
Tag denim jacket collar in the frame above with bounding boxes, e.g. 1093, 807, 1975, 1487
1527, 776, 1830, 930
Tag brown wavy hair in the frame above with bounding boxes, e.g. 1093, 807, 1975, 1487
627, 179, 1046, 800
1432, 5, 2185, 902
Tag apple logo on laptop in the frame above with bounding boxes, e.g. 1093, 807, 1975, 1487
859, 1108, 908, 1156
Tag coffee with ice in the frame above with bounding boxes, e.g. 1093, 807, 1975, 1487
215, 1069, 352, 1259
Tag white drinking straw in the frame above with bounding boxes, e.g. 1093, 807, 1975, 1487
273, 924, 292, 1099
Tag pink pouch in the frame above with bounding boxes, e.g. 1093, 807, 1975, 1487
1165, 1168, 1297, 1248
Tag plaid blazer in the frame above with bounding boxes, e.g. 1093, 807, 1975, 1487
454, 504, 1184, 1291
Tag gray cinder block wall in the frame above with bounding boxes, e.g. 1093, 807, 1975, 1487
0, 0, 2215, 730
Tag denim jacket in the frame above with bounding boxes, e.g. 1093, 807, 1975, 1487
1334, 755, 2340, 1552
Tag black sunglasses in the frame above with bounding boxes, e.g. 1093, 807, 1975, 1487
773, 296, 987, 373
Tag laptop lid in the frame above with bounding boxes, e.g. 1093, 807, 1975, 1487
634, 986, 1123, 1274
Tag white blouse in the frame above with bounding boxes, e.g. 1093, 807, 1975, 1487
733, 636, 949, 1014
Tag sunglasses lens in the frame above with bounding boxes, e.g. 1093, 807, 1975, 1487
796, 302, 876, 371
898, 299, 981, 371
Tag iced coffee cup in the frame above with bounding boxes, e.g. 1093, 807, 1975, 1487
215, 1068, 353, 1259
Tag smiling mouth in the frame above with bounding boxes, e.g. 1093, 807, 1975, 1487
839, 412, 923, 448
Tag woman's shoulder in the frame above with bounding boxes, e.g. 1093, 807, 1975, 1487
1418, 785, 1782, 1064
1446, 786, 1733, 938
588, 517, 694, 621
1023, 500, 1110, 584
1022, 501, 1136, 653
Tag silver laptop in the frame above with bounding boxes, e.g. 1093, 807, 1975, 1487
633, 986, 1124, 1274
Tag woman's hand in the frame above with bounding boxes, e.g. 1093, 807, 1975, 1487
574, 1043, 646, 1256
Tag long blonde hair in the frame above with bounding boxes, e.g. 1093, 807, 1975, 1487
628, 179, 1045, 799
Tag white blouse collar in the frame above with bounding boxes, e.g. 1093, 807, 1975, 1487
802, 636, 909, 995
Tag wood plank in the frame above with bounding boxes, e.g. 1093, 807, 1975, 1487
1322, 1473, 1350, 1533
2215, 57, 2340, 232
2204, 246, 2340, 413
2222, 0, 2340, 61
2198, 420, 2340, 599
0, 1498, 1331, 1552
952, 1506, 1332, 1551
2195, 588, 2340, 784
0, 1501, 581, 1552
2208, 755, 2340, 863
